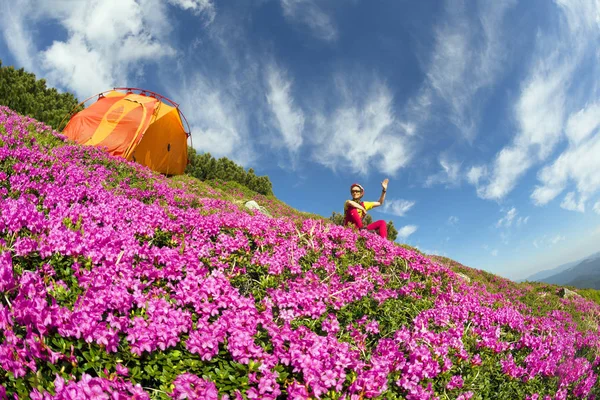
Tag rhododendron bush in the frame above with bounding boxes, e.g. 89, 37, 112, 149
1, 104, 600, 399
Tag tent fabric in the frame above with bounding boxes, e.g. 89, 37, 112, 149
63, 90, 189, 175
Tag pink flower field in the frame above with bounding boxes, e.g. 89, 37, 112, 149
1, 105, 600, 399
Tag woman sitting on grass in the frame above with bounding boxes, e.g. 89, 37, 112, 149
344, 179, 389, 238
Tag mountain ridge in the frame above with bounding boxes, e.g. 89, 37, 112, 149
539, 254, 600, 289
520, 250, 600, 283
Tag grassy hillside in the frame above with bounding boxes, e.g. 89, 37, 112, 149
169, 175, 326, 223
1, 105, 600, 399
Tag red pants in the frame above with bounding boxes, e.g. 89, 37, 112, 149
344, 208, 387, 238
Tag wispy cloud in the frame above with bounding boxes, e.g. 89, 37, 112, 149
406, 0, 516, 141
495, 207, 528, 232
265, 65, 305, 154
534, 234, 566, 248
491, 249, 498, 257
478, 56, 572, 200
280, 0, 337, 42
560, 191, 586, 212
380, 199, 415, 217
516, 216, 529, 227
398, 225, 418, 239
0, 1, 36, 72
0, 0, 214, 100
178, 73, 255, 166
167, 0, 216, 24
551, 235, 566, 245
594, 201, 600, 215
564, 102, 600, 145
531, 109, 600, 208
496, 207, 517, 228
311, 80, 413, 175
425, 155, 462, 187
178, 54, 412, 174
447, 216, 459, 225
475, 0, 600, 201
467, 165, 488, 186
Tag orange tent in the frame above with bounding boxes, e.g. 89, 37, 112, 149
62, 88, 191, 175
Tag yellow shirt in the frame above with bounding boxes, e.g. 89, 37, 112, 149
344, 200, 376, 219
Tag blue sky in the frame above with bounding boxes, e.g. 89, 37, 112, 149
1, 0, 600, 280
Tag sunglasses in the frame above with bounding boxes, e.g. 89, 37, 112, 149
351, 189, 362, 193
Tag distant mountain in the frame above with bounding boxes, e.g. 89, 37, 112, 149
520, 258, 582, 283
537, 251, 600, 289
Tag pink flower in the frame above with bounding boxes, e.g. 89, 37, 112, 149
446, 375, 464, 390
171, 374, 218, 400
322, 314, 340, 334
115, 363, 129, 376
1, 105, 600, 399
0, 252, 15, 292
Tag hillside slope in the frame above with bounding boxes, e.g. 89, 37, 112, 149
1, 105, 600, 399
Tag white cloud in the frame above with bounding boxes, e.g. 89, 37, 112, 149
161, 3, 275, 168
406, 0, 516, 140
398, 225, 418, 239
280, 0, 337, 42
0, 0, 212, 100
380, 199, 415, 217
516, 216, 529, 227
565, 102, 600, 145
476, 0, 600, 201
0, 1, 36, 72
425, 155, 462, 187
530, 172, 566, 206
550, 235, 565, 245
266, 65, 305, 153
178, 73, 254, 166
534, 234, 566, 248
400, 122, 417, 136
478, 146, 531, 200
42, 0, 180, 98
41, 37, 116, 100
514, 65, 568, 159
491, 249, 498, 257
560, 191, 586, 212
496, 207, 517, 228
447, 216, 459, 225
311, 81, 413, 175
495, 207, 529, 230
531, 132, 600, 206
167, 0, 216, 24
467, 165, 487, 186
594, 201, 600, 215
